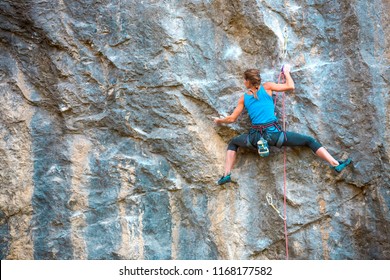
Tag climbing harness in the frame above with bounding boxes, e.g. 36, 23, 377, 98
251, 121, 286, 150
266, 193, 286, 220
246, 122, 283, 153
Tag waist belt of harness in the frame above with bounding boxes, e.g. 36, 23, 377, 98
252, 122, 282, 134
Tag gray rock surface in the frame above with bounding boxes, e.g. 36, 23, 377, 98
0, 0, 389, 259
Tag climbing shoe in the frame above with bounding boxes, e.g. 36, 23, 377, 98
257, 137, 270, 157
332, 158, 352, 173
217, 173, 232, 185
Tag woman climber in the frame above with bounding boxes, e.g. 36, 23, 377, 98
214, 66, 352, 185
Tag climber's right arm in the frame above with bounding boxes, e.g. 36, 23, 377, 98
263, 66, 295, 94
213, 95, 244, 124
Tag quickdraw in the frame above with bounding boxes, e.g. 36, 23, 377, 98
281, 26, 288, 59
266, 193, 287, 221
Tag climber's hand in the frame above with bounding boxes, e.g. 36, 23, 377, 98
212, 116, 223, 125
282, 64, 291, 74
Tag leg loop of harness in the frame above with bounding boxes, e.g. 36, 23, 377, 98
276, 131, 286, 148
245, 134, 254, 149
245, 131, 258, 151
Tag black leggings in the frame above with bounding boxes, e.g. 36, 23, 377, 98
227, 129, 322, 153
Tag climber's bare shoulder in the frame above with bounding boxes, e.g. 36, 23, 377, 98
262, 82, 275, 96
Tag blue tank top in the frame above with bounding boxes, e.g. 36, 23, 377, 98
244, 85, 277, 126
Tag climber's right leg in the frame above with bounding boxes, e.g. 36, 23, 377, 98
282, 131, 352, 172
315, 147, 339, 166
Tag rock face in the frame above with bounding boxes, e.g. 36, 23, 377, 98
0, 0, 389, 260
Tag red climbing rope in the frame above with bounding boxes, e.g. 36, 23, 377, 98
278, 71, 289, 260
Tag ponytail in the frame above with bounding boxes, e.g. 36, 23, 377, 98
244, 69, 262, 99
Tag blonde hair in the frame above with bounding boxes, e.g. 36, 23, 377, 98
244, 69, 262, 99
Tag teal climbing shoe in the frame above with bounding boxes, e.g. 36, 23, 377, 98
217, 173, 232, 185
257, 137, 270, 157
332, 158, 352, 173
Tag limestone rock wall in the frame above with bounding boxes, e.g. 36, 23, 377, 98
0, 0, 389, 259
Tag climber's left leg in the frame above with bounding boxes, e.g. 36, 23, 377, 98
217, 134, 249, 185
